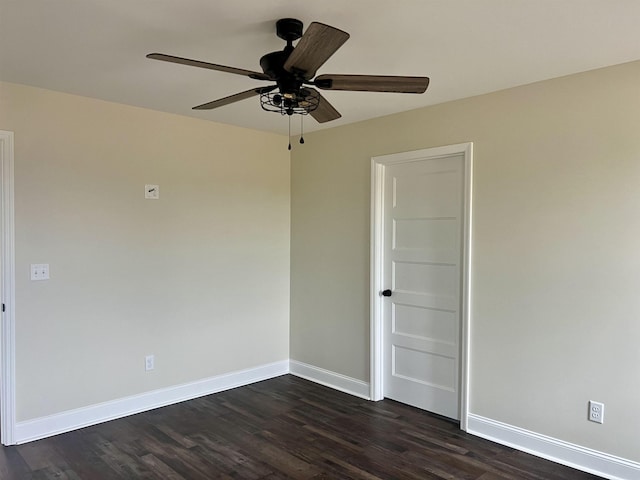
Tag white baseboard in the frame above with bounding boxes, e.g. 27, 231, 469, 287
289, 360, 370, 400
467, 413, 640, 480
15, 360, 289, 444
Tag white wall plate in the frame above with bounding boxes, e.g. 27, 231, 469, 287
145, 185, 159, 199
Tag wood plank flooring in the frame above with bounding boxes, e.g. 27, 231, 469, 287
0, 375, 600, 479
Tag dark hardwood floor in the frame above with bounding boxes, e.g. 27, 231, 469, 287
0, 375, 600, 479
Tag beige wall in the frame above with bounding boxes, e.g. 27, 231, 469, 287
2, 58, 639, 463
290, 61, 640, 461
0, 82, 290, 421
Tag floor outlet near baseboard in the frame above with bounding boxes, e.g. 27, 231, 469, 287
145, 355, 155, 371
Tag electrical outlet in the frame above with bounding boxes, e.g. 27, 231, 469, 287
588, 400, 604, 424
145, 355, 155, 371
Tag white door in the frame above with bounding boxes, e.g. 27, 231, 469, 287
381, 152, 465, 420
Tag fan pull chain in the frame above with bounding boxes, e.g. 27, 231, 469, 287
300, 115, 305, 144
288, 115, 292, 151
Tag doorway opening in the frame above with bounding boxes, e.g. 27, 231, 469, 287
370, 143, 473, 430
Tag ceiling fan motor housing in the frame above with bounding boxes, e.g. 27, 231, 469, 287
260, 51, 304, 94
259, 51, 287, 80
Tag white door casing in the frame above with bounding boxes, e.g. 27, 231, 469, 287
0, 130, 16, 445
370, 143, 472, 430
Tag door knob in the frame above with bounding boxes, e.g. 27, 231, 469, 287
381, 289, 392, 297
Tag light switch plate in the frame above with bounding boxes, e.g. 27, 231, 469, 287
30, 264, 50, 281
145, 185, 159, 199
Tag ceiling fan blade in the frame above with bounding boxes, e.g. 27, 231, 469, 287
307, 88, 341, 123
147, 53, 271, 81
193, 86, 276, 110
283, 23, 349, 80
315, 74, 429, 93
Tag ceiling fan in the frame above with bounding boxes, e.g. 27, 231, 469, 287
147, 18, 430, 124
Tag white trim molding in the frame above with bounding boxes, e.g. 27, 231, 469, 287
370, 143, 473, 430
0, 130, 16, 446
289, 360, 370, 400
467, 414, 640, 480
15, 360, 289, 444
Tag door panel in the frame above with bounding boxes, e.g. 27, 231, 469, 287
393, 347, 456, 389
383, 154, 464, 420
393, 262, 457, 297
393, 304, 457, 344
394, 217, 458, 252
393, 170, 461, 216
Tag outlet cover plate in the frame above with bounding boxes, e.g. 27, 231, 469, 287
589, 400, 604, 424
145, 355, 155, 371
30, 264, 50, 281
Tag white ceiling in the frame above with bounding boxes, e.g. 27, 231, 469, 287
2, 0, 639, 135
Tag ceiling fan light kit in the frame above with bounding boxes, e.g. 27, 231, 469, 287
147, 17, 430, 147
259, 88, 320, 116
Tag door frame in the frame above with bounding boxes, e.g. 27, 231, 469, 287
370, 142, 473, 431
0, 130, 16, 445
